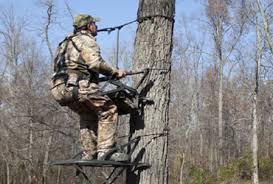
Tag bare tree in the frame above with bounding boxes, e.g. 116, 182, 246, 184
206, 0, 247, 167
39, 1, 55, 183
0, 6, 26, 82
207, 0, 229, 167
256, 0, 273, 54
251, 12, 261, 184
40, 0, 55, 60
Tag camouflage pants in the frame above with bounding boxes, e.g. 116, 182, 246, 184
51, 79, 118, 158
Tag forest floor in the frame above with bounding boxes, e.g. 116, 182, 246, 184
220, 180, 272, 184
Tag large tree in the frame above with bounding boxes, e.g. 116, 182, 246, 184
127, 0, 175, 183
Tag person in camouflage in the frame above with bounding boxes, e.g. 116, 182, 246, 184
50, 14, 128, 161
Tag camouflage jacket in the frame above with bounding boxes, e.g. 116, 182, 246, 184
60, 30, 115, 79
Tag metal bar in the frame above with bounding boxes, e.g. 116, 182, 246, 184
75, 168, 81, 184
74, 165, 93, 184
116, 29, 120, 69
105, 168, 126, 184
135, 69, 149, 90
97, 20, 137, 33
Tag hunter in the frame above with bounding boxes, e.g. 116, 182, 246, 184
50, 14, 128, 161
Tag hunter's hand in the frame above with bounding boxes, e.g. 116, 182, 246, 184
113, 69, 127, 79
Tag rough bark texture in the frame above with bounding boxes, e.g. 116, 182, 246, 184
127, 0, 175, 184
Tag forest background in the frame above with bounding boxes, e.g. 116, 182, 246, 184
0, 0, 272, 184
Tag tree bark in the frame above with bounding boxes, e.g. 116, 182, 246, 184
126, 0, 175, 183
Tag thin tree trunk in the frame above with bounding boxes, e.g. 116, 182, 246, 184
56, 166, 61, 184
45, 0, 54, 60
6, 161, 10, 184
208, 120, 213, 172
218, 61, 223, 166
29, 119, 34, 184
252, 64, 259, 184
216, 17, 224, 166
252, 13, 261, 184
256, 0, 273, 54
267, 132, 271, 157
179, 153, 185, 184
42, 133, 53, 184
126, 0, 175, 183
200, 133, 203, 160
180, 128, 189, 184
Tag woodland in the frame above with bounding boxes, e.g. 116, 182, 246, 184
0, 0, 272, 184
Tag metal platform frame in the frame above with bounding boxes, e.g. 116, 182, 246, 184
50, 136, 150, 184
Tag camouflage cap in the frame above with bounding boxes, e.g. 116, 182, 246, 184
73, 14, 100, 28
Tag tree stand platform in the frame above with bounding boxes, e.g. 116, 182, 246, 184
50, 136, 150, 184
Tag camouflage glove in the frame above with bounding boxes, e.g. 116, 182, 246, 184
112, 69, 126, 79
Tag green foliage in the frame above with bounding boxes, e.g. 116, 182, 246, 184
219, 155, 252, 181
190, 166, 204, 183
236, 155, 253, 180
171, 153, 273, 184
259, 157, 273, 180
170, 153, 184, 184
218, 166, 236, 181
218, 155, 273, 182
185, 166, 216, 184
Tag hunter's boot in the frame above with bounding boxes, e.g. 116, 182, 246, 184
97, 151, 129, 162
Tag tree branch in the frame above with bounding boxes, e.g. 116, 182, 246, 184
256, 0, 273, 54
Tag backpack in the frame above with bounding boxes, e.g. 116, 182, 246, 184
51, 36, 79, 106
52, 34, 82, 74
52, 37, 69, 73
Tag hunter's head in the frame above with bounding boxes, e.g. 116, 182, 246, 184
73, 14, 99, 36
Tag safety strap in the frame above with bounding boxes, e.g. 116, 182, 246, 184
97, 14, 175, 33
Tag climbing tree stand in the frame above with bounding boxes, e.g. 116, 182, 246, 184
50, 136, 150, 184
50, 71, 159, 183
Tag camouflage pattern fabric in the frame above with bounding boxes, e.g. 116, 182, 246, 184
67, 87, 118, 158
77, 80, 118, 153
51, 79, 118, 159
80, 128, 97, 160
64, 30, 115, 77
51, 30, 118, 159
73, 14, 100, 29
50, 79, 77, 106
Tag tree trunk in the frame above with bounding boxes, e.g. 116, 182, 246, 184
179, 153, 185, 184
6, 161, 10, 184
215, 17, 224, 167
126, 0, 175, 183
200, 133, 203, 160
218, 59, 224, 166
256, 0, 273, 55
56, 166, 61, 184
252, 13, 261, 184
29, 119, 34, 184
42, 133, 53, 184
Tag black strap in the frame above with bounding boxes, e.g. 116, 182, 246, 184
67, 36, 81, 52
